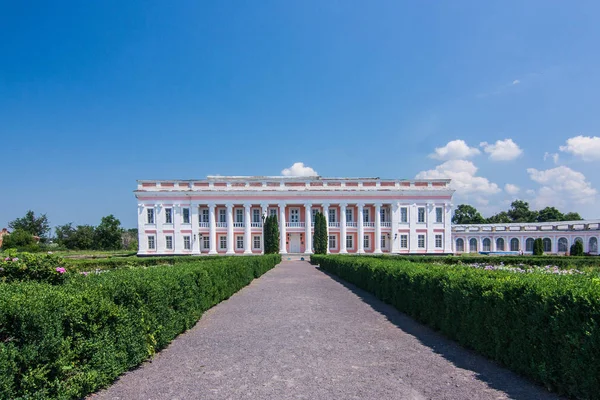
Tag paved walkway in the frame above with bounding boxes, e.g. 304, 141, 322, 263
92, 261, 559, 400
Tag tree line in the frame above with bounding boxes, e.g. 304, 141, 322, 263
452, 200, 583, 225
2, 210, 137, 251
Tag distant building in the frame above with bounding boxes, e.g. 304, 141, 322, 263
452, 221, 600, 255
0, 228, 9, 248
135, 176, 455, 256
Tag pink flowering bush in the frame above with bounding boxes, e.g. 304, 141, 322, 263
0, 250, 68, 284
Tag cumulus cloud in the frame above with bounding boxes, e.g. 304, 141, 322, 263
504, 183, 520, 195
480, 139, 523, 161
543, 152, 560, 164
559, 135, 600, 161
429, 140, 481, 160
416, 159, 500, 195
281, 162, 318, 177
527, 166, 596, 209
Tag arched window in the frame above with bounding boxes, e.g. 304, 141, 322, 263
589, 237, 598, 253
525, 238, 535, 252
558, 237, 569, 252
482, 238, 491, 252
469, 238, 478, 253
543, 238, 552, 253
510, 238, 520, 251
456, 238, 464, 252
496, 238, 505, 251
575, 237, 583, 244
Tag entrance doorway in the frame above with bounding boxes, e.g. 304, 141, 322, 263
289, 233, 301, 253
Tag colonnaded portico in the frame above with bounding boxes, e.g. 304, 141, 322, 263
135, 175, 455, 256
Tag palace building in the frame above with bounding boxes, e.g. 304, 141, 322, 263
135, 176, 455, 256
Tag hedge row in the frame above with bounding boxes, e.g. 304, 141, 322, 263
65, 255, 223, 273
374, 254, 600, 269
312, 255, 600, 399
0, 254, 280, 399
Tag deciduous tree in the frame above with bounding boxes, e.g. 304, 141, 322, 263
9, 210, 50, 238
452, 204, 486, 224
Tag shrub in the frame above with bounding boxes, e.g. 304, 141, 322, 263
0, 251, 67, 284
533, 238, 544, 255
313, 212, 327, 254
1, 229, 39, 251
0, 254, 280, 399
570, 241, 584, 256
312, 254, 600, 399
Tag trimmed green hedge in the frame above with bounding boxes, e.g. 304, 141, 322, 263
0, 255, 280, 399
64, 255, 222, 273
373, 254, 600, 270
312, 255, 600, 399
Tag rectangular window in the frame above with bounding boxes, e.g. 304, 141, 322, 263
418, 234, 425, 248
183, 235, 191, 250
312, 208, 318, 223
203, 236, 210, 249
165, 235, 173, 250
329, 209, 337, 223
165, 208, 173, 224
236, 235, 244, 249
363, 208, 370, 222
236, 209, 243, 223
418, 207, 425, 223
219, 235, 227, 249
269, 208, 277, 218
400, 234, 408, 248
435, 207, 443, 223
400, 207, 408, 223
253, 209, 261, 223
148, 235, 155, 250
435, 234, 443, 248
253, 235, 261, 249
147, 208, 155, 224
329, 235, 336, 249
380, 207, 386, 222
219, 209, 226, 223
363, 235, 370, 249
346, 208, 353, 223
201, 209, 209, 223
290, 208, 299, 223
182, 208, 190, 224
346, 235, 353, 249
381, 235, 386, 249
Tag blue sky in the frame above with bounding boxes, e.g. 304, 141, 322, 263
2, 1, 600, 230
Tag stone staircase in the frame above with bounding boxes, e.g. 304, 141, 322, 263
281, 253, 312, 262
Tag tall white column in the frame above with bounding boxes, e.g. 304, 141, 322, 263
244, 203, 252, 254
174, 204, 183, 253
191, 203, 201, 254
340, 203, 348, 254
323, 203, 330, 254
279, 203, 287, 254
358, 203, 365, 254
261, 203, 268, 254
137, 204, 146, 254
391, 202, 399, 253
375, 203, 382, 254
304, 203, 312, 254
226, 203, 234, 255
426, 203, 435, 251
208, 204, 217, 255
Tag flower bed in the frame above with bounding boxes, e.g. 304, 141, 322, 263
312, 254, 600, 399
0, 255, 280, 399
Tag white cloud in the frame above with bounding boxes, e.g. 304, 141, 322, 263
416, 159, 500, 195
281, 162, 318, 177
480, 139, 523, 161
504, 184, 520, 195
527, 166, 597, 209
512, 79, 520, 85
543, 152, 559, 164
559, 135, 600, 161
429, 140, 480, 160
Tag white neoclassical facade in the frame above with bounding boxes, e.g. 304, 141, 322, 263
452, 221, 600, 255
135, 176, 455, 256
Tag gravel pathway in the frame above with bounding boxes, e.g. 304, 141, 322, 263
91, 261, 560, 400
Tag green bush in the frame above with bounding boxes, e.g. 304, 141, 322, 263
570, 241, 584, 256
0, 254, 280, 399
1, 229, 40, 252
312, 254, 600, 399
533, 238, 544, 255
0, 251, 67, 284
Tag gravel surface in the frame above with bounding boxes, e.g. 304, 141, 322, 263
90, 261, 560, 400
